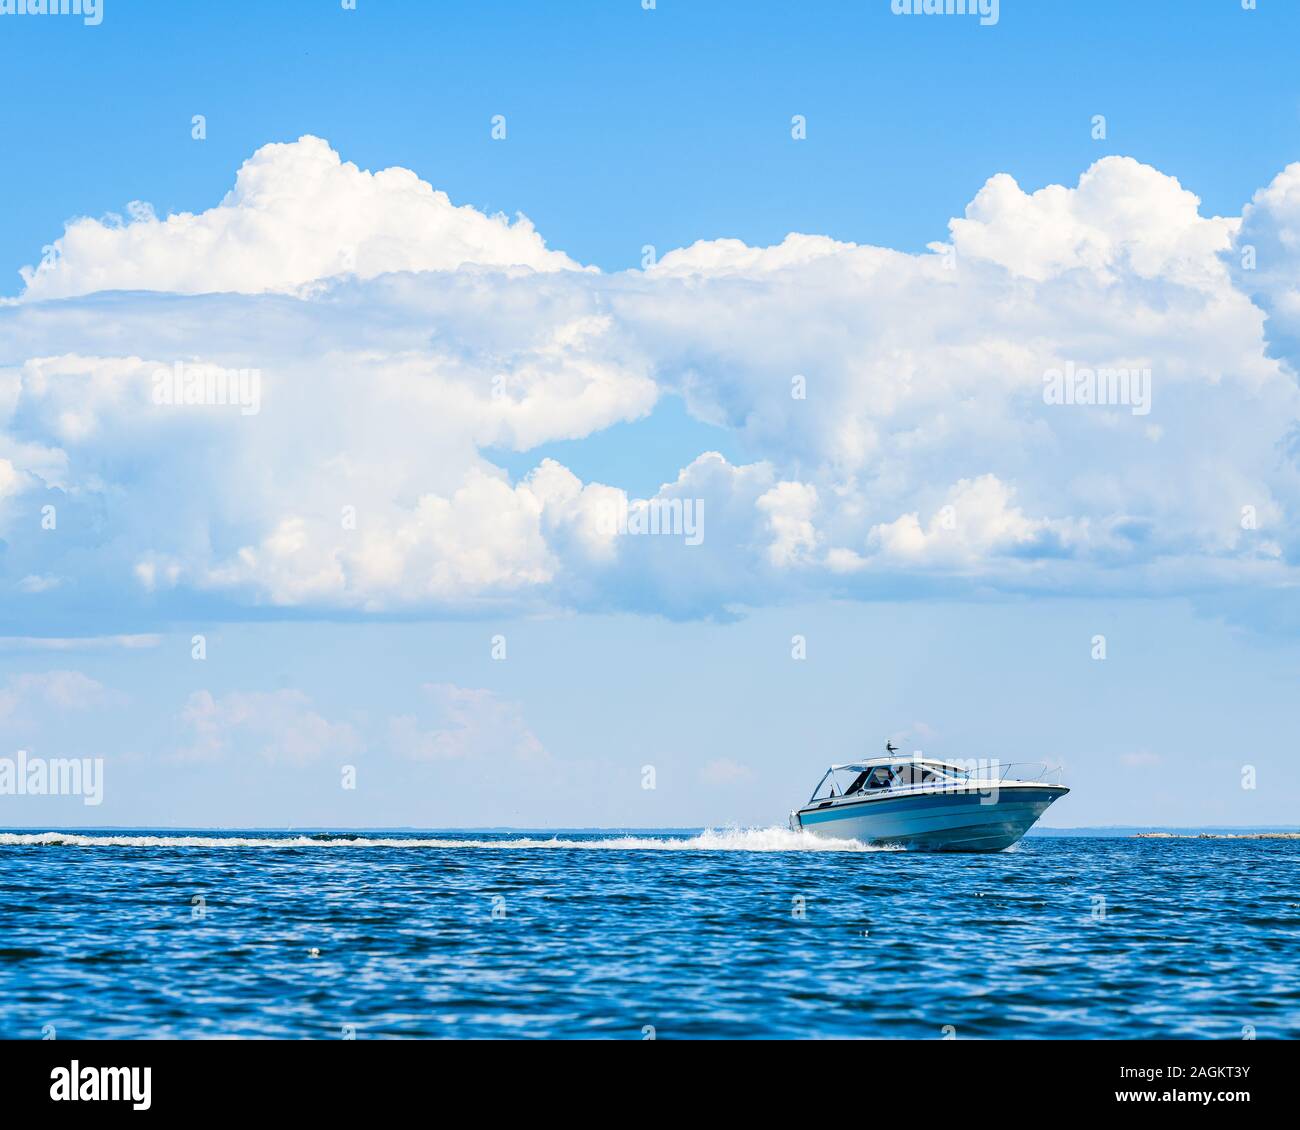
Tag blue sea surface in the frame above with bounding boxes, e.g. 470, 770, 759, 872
0, 830, 1296, 1039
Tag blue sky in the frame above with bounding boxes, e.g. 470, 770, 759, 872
4, 0, 1300, 282
2, 0, 1300, 828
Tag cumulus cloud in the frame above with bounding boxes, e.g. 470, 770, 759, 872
862, 475, 1069, 568
756, 481, 819, 568
650, 232, 857, 277
19, 136, 578, 301
947, 158, 1238, 285
3, 138, 1299, 627
1235, 162, 1300, 363
0, 302, 655, 615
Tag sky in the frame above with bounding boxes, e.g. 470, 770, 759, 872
2, 0, 1299, 828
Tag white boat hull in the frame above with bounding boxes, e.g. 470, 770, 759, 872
793, 784, 1068, 852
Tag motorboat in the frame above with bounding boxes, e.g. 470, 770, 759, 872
790, 744, 1068, 852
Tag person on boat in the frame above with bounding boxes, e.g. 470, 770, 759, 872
845, 769, 870, 795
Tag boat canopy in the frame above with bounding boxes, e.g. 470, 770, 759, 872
805, 755, 1063, 804
828, 756, 969, 774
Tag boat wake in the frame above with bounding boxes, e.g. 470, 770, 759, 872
0, 827, 893, 852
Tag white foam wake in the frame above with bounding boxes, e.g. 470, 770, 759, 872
0, 827, 890, 852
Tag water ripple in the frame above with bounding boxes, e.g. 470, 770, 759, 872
0, 830, 1296, 1039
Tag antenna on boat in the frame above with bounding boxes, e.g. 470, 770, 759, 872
885, 740, 897, 755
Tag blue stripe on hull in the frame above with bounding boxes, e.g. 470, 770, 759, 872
797, 787, 1065, 852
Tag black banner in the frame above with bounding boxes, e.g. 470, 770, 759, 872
0, 1037, 1288, 1116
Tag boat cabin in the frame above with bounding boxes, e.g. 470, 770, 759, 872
807, 757, 970, 802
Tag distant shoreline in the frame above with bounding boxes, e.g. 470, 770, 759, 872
1133, 831, 1300, 840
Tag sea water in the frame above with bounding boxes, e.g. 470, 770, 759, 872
0, 830, 1295, 1039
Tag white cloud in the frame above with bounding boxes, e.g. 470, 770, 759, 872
0, 635, 160, 651
1235, 162, 1300, 360
3, 141, 1300, 625
20, 136, 578, 301
0, 670, 114, 722
947, 158, 1238, 285
388, 683, 546, 762
864, 475, 1065, 567
17, 574, 60, 593
698, 757, 753, 785
756, 481, 819, 568
650, 232, 858, 277
178, 689, 363, 764
0, 457, 24, 500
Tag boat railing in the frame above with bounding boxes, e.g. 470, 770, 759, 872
957, 760, 1065, 787
855, 761, 1065, 799
808, 760, 1065, 806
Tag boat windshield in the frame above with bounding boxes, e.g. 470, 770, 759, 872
810, 760, 970, 801
893, 762, 955, 786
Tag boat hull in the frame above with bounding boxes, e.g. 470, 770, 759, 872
794, 785, 1068, 852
